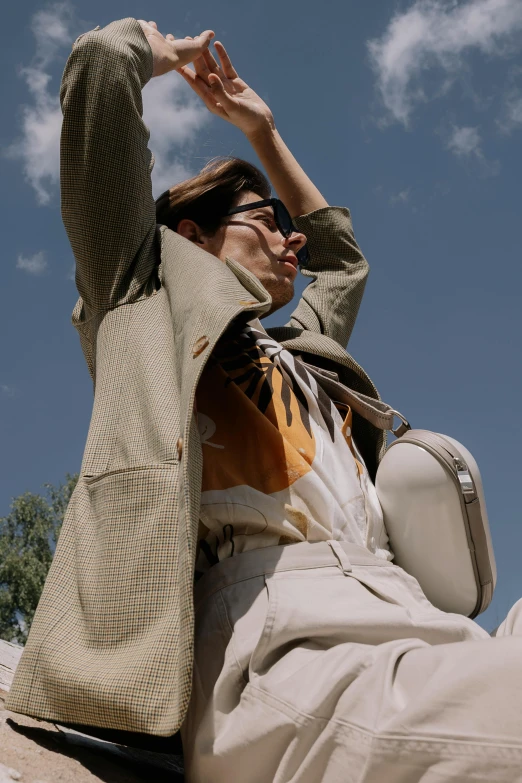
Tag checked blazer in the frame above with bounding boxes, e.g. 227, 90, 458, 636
7, 18, 384, 736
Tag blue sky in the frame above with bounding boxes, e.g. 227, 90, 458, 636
1, 0, 522, 631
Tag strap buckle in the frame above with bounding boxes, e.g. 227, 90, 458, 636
390, 410, 411, 438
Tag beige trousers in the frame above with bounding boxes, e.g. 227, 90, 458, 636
181, 541, 522, 782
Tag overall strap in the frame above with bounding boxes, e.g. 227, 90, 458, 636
302, 361, 411, 438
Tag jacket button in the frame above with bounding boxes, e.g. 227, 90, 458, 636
192, 336, 209, 357
239, 299, 259, 306
177, 437, 183, 461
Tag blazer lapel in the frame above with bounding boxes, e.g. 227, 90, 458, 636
158, 228, 273, 492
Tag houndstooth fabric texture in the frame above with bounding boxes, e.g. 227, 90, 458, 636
6, 17, 383, 736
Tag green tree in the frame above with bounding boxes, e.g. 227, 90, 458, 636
0, 473, 78, 644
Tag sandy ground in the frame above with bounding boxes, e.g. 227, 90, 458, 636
0, 687, 184, 783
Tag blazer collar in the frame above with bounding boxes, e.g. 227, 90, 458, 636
224, 256, 272, 314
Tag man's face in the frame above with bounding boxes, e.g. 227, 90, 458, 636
178, 191, 307, 315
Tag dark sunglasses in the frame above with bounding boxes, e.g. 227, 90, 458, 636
226, 198, 309, 266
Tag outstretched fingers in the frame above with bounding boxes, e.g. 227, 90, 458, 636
213, 42, 238, 79
178, 65, 209, 95
178, 36, 236, 83
208, 73, 236, 107
178, 66, 225, 115
202, 47, 223, 75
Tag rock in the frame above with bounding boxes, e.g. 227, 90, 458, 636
0, 642, 23, 692
0, 641, 184, 782
0, 763, 22, 782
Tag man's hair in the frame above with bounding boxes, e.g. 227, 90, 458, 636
155, 157, 271, 236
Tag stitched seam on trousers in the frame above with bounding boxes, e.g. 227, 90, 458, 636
246, 680, 368, 731
243, 684, 320, 729
352, 727, 522, 783
352, 724, 522, 766
354, 733, 522, 755
249, 576, 278, 680
247, 645, 376, 728
246, 685, 522, 762
216, 589, 246, 685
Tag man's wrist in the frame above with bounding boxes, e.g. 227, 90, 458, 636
244, 119, 278, 149
245, 124, 328, 217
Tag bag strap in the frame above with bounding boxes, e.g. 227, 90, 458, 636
302, 361, 411, 438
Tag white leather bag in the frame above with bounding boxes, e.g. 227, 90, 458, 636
303, 363, 496, 618
375, 430, 496, 617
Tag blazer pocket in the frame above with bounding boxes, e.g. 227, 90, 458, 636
83, 463, 178, 486
81, 464, 182, 646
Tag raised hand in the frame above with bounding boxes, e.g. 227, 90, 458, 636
138, 20, 214, 78
178, 41, 275, 138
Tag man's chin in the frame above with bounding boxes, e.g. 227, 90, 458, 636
264, 282, 295, 316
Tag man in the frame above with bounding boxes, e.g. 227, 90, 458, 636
7, 16, 522, 783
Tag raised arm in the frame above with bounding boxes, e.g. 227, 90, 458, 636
248, 129, 369, 349
178, 41, 369, 348
60, 18, 213, 312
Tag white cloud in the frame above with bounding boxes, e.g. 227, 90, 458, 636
30, 3, 74, 64
447, 125, 482, 156
505, 93, 522, 128
7, 77, 62, 205
498, 87, 522, 132
368, 0, 522, 126
142, 73, 210, 197
6, 3, 210, 205
1, 385, 15, 398
446, 124, 500, 173
16, 251, 48, 275
390, 189, 410, 204
5, 3, 74, 204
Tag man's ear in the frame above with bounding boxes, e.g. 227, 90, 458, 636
176, 218, 206, 246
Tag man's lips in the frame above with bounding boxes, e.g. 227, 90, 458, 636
278, 255, 298, 274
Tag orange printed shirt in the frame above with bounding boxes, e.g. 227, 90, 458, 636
195, 320, 391, 575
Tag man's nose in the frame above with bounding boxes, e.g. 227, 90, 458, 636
283, 230, 307, 252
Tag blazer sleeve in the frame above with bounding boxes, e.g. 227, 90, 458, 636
60, 18, 156, 312
286, 206, 369, 349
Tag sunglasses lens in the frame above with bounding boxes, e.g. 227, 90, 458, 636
274, 201, 293, 236
274, 199, 309, 266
